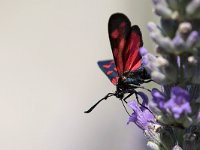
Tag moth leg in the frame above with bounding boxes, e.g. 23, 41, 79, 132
134, 92, 153, 114
123, 93, 133, 103
124, 90, 145, 105
84, 93, 115, 113
120, 98, 131, 116
143, 79, 153, 83
131, 85, 151, 92
119, 94, 135, 116
121, 90, 136, 116
128, 84, 151, 92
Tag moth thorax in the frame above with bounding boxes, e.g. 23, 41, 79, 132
121, 75, 127, 82
121, 72, 130, 82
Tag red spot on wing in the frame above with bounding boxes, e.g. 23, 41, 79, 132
120, 22, 126, 28
111, 77, 119, 85
119, 38, 125, 50
103, 64, 111, 69
111, 29, 119, 39
111, 76, 119, 85
106, 70, 113, 75
114, 67, 117, 71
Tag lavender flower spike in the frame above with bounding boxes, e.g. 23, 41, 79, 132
127, 0, 200, 149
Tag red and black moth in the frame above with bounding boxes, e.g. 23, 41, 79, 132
85, 13, 151, 113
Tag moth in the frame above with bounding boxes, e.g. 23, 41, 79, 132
85, 13, 151, 113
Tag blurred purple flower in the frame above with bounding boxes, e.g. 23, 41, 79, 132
173, 34, 184, 48
177, 56, 180, 68
164, 87, 191, 119
139, 47, 148, 56
152, 87, 191, 119
127, 92, 154, 130
186, 31, 199, 47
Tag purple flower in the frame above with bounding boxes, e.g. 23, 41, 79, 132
152, 88, 166, 110
127, 92, 154, 130
164, 87, 191, 119
152, 87, 192, 119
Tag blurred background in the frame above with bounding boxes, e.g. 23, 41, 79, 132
0, 0, 156, 150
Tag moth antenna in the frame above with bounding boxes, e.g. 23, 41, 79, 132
84, 93, 115, 113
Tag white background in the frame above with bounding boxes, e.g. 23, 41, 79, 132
0, 0, 156, 150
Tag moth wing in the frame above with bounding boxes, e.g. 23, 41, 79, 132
123, 25, 143, 72
108, 13, 131, 76
97, 60, 119, 85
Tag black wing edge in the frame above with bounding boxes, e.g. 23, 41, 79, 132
131, 25, 143, 47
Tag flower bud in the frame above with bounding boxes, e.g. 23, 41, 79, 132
178, 22, 192, 39
186, 0, 200, 17
147, 141, 160, 150
188, 56, 197, 64
186, 31, 199, 48
172, 144, 183, 150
